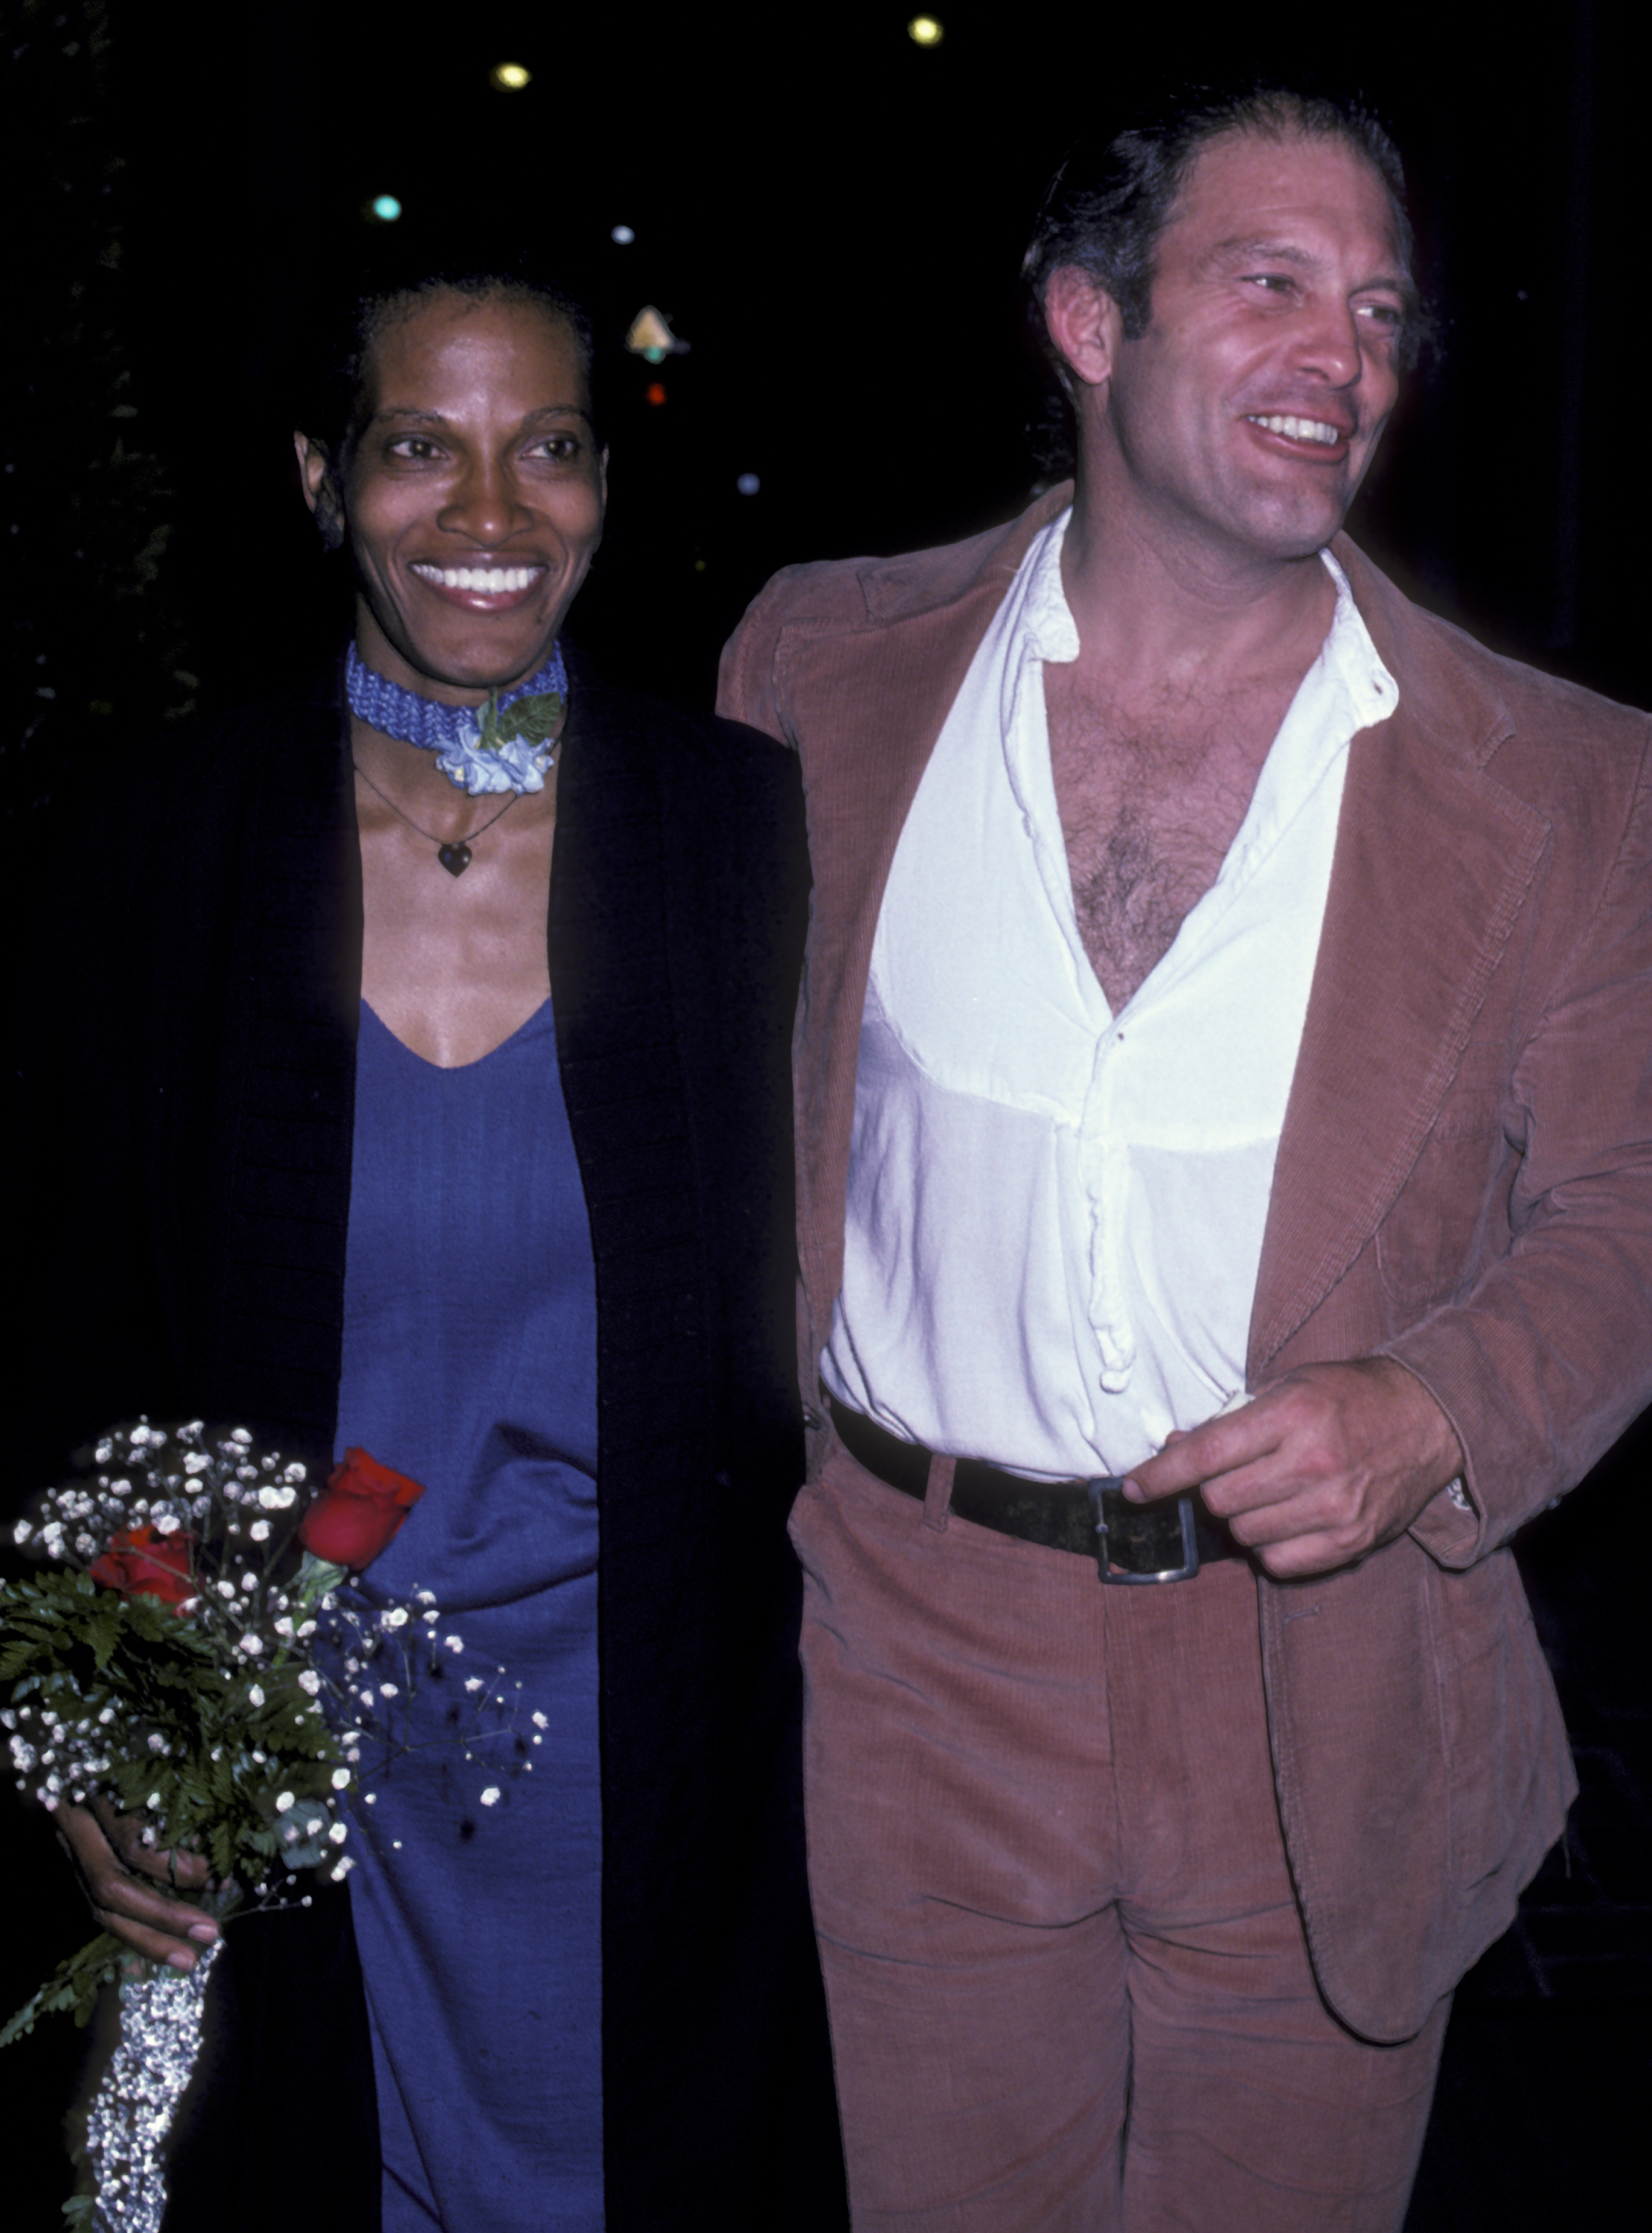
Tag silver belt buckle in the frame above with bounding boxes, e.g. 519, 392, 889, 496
1086, 1478, 1200, 1585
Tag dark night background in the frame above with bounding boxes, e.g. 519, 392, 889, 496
3, 0, 1646, 2223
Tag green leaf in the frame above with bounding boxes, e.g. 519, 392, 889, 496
496, 692, 564, 747
0, 1933, 124, 2048
473, 689, 563, 754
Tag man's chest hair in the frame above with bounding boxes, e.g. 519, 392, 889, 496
1045, 671, 1285, 1012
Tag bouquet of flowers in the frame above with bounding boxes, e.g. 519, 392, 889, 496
1, 1418, 516, 2230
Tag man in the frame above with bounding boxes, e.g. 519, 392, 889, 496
718, 80, 1651, 2233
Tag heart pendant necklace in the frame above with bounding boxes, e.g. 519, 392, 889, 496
353, 761, 526, 875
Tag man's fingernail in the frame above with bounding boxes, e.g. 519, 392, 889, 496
167, 1949, 196, 1971
187, 1922, 218, 1942
1121, 1478, 1142, 1502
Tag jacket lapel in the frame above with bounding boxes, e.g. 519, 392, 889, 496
1248, 545, 1550, 1373
787, 491, 1070, 1333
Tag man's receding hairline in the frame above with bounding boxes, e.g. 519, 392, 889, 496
1154, 123, 1415, 283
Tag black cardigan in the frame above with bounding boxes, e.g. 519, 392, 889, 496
9, 654, 846, 2230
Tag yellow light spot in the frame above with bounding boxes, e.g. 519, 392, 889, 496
489, 62, 531, 91
908, 15, 943, 43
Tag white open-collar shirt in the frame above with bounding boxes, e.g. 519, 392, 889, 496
821, 508, 1400, 1480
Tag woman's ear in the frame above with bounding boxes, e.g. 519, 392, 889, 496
293, 431, 346, 553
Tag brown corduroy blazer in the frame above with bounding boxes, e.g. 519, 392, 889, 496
718, 484, 1652, 2043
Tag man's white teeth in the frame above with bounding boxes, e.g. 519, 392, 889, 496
412, 564, 541, 592
1249, 414, 1342, 446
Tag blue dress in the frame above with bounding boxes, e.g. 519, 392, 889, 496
333, 999, 603, 2232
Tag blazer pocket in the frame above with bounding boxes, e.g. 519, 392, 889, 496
1375, 1102, 1505, 1306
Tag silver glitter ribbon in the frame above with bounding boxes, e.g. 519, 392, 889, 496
84, 1943, 222, 2232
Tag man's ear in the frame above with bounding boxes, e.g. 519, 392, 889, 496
294, 431, 346, 553
1042, 266, 1123, 392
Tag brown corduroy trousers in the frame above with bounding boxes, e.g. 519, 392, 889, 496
793, 1445, 1450, 2232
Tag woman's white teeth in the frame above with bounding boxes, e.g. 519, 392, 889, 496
413, 564, 540, 592
1249, 414, 1341, 445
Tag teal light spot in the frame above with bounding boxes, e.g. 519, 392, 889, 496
371, 194, 403, 223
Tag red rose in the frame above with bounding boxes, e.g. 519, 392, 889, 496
89, 1524, 196, 1607
298, 1448, 426, 1571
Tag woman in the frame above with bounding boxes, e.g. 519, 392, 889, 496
16, 266, 844, 2231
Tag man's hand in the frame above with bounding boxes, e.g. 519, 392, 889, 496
54, 1795, 218, 1971
1121, 1358, 1466, 1580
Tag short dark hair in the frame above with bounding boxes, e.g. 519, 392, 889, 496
296, 258, 597, 494
1022, 79, 1428, 470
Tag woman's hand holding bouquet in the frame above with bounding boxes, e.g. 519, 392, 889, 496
1, 1425, 431, 2039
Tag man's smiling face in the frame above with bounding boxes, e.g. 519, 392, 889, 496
1096, 130, 1413, 563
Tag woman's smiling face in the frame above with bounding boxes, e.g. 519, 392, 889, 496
304, 288, 606, 703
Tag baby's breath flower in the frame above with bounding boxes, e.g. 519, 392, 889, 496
465, 1678, 484, 1693
13, 1521, 32, 1545
249, 1520, 272, 1543
480, 1788, 500, 1807
444, 1637, 464, 1654
183, 1451, 211, 1475
150, 1510, 179, 1533
330, 1767, 351, 1790
379, 1683, 399, 1699
281, 1463, 307, 1484
327, 1822, 348, 1845
237, 1634, 263, 1656
247, 1686, 265, 1708
275, 1790, 295, 1811
382, 1608, 409, 1629
330, 1857, 355, 1879
228, 1428, 253, 1448
298, 1670, 321, 1696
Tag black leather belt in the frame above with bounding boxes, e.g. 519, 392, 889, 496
828, 1395, 1242, 1585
